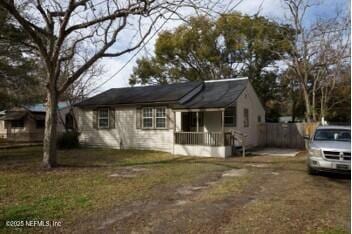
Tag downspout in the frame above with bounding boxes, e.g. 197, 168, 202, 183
173, 110, 175, 155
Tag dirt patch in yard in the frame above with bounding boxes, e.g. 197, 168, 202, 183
222, 168, 248, 177
109, 166, 149, 178
0, 148, 349, 234
67, 153, 350, 234
68, 168, 268, 233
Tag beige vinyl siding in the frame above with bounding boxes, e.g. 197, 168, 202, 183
77, 81, 264, 152
199, 83, 264, 148
57, 107, 72, 133
77, 107, 174, 152
232, 82, 265, 147
203, 111, 222, 132
0, 120, 6, 138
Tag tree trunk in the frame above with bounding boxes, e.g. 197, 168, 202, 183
312, 89, 316, 122
320, 89, 326, 123
291, 99, 296, 122
302, 86, 312, 122
42, 87, 58, 168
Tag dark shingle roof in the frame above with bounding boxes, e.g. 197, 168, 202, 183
175, 79, 248, 109
76, 81, 202, 106
76, 78, 248, 108
0, 111, 27, 120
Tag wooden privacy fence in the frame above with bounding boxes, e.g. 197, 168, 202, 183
258, 122, 319, 149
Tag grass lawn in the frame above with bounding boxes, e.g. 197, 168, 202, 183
0, 147, 350, 233
0, 147, 242, 231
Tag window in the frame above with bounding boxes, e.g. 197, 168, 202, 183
98, 108, 109, 128
142, 107, 153, 128
65, 113, 74, 130
244, 108, 249, 128
257, 115, 262, 123
11, 120, 24, 128
141, 107, 168, 129
224, 107, 236, 127
155, 107, 166, 128
36, 120, 45, 128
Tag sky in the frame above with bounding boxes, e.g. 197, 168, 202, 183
93, 0, 350, 94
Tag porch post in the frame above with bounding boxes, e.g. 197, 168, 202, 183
221, 110, 225, 145
196, 111, 199, 132
221, 110, 224, 133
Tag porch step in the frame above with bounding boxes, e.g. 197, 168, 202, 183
231, 146, 255, 157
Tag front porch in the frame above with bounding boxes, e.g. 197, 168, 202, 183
173, 109, 246, 158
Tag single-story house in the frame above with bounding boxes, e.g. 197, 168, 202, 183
0, 102, 75, 142
76, 78, 265, 158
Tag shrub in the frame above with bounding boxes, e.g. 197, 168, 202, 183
57, 131, 80, 149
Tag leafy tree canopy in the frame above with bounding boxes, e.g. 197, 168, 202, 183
130, 13, 295, 109
0, 7, 45, 110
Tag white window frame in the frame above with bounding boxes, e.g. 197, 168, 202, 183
155, 107, 167, 129
142, 107, 154, 129
98, 108, 109, 129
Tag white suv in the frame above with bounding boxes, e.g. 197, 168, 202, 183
307, 125, 351, 174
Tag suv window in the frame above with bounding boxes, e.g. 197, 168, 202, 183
314, 129, 351, 142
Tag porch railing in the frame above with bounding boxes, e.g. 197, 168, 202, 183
174, 132, 225, 146
225, 130, 248, 157
174, 131, 248, 157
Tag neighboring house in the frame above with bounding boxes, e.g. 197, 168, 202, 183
0, 102, 75, 142
76, 78, 265, 158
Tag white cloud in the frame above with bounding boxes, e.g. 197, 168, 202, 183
95, 0, 288, 91
236, 0, 286, 19
94, 0, 345, 92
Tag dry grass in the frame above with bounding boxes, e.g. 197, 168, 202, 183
0, 147, 350, 233
0, 147, 228, 231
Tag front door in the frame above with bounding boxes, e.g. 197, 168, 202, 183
181, 112, 204, 132
181, 112, 190, 131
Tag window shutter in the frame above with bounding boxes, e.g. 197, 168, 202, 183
167, 108, 174, 129
109, 108, 115, 128
92, 109, 98, 129
136, 108, 141, 129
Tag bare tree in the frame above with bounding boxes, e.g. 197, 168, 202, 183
284, 0, 317, 122
284, 0, 350, 122
283, 0, 350, 122
59, 60, 103, 132
313, 16, 350, 121
0, 0, 203, 168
